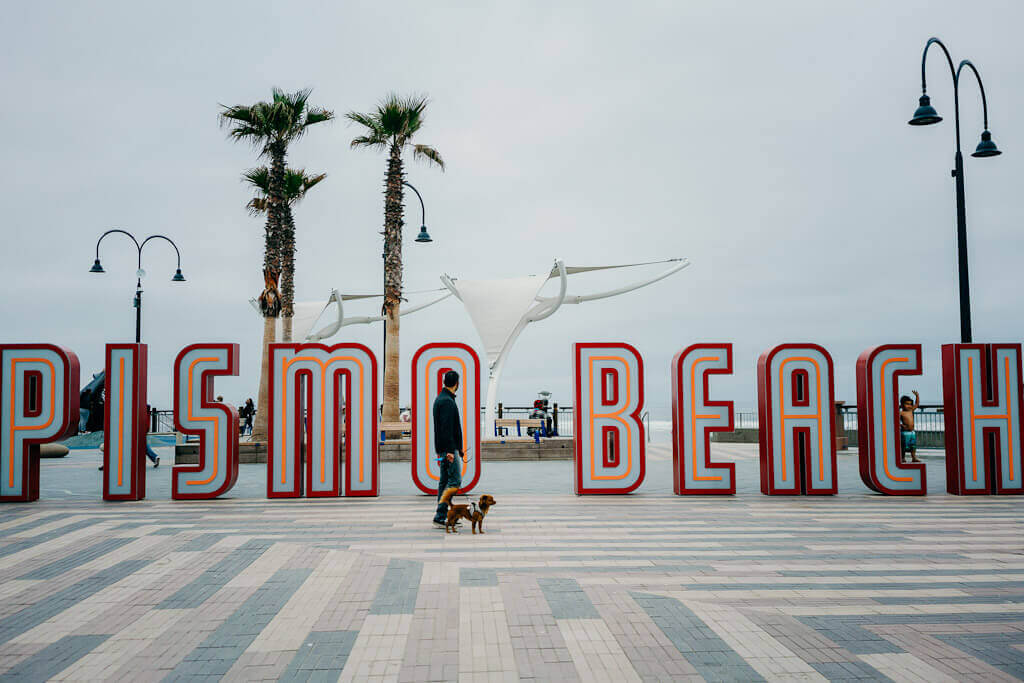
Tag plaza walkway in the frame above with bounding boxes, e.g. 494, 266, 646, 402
0, 444, 1023, 681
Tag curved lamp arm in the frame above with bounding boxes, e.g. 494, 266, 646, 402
921, 37, 962, 150
139, 234, 183, 270
956, 59, 991, 131
402, 181, 426, 226
95, 229, 142, 264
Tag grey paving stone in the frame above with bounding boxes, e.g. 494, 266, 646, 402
0, 518, 98, 559
17, 536, 135, 580
0, 634, 108, 682
164, 568, 312, 681
459, 567, 498, 586
370, 558, 423, 615
539, 577, 600, 619
0, 560, 148, 645
177, 533, 229, 552
631, 592, 765, 681
156, 539, 272, 610
281, 630, 358, 679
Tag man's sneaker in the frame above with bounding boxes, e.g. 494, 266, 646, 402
154, 457, 160, 468
432, 521, 445, 529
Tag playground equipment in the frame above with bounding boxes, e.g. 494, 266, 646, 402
441, 258, 690, 434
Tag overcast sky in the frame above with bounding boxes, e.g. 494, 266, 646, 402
3, 1, 1022, 418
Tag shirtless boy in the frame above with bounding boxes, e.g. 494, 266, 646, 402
899, 391, 921, 463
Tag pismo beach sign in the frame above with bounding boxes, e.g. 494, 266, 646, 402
2, 340, 1022, 503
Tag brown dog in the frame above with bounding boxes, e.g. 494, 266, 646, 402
440, 489, 496, 534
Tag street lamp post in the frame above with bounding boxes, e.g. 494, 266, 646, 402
908, 37, 1003, 344
89, 229, 186, 343
379, 182, 433, 425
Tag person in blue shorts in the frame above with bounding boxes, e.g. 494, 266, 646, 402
899, 391, 921, 463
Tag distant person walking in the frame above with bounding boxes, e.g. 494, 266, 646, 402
899, 391, 921, 463
432, 371, 464, 529
240, 398, 255, 435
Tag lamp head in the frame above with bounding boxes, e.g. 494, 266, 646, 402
415, 225, 432, 243
908, 94, 942, 126
972, 130, 1002, 158
172, 268, 186, 282
89, 258, 105, 274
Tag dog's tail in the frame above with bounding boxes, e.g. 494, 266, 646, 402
440, 487, 460, 505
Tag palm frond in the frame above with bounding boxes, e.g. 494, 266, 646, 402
299, 172, 327, 196
412, 144, 445, 169
349, 134, 387, 150
242, 166, 271, 193
246, 197, 269, 216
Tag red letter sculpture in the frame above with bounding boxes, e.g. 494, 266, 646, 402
942, 343, 1024, 495
573, 342, 645, 494
757, 344, 838, 495
172, 344, 240, 500
671, 344, 735, 494
268, 343, 379, 498
0, 344, 80, 503
856, 345, 926, 495
103, 344, 149, 501
410, 343, 481, 495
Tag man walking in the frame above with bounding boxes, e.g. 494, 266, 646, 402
432, 370, 463, 529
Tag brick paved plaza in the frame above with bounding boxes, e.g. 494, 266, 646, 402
1, 442, 1023, 681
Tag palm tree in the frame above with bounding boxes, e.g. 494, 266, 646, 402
220, 88, 333, 442
347, 94, 444, 432
244, 167, 327, 343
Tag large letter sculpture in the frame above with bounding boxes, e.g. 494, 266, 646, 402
172, 344, 240, 500
856, 345, 926, 495
757, 344, 838, 495
0, 344, 79, 502
942, 343, 1024, 495
671, 344, 735, 494
410, 343, 481, 495
268, 343, 379, 498
103, 344, 149, 501
573, 343, 645, 494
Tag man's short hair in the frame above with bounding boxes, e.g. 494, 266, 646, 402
900, 395, 911, 405
443, 370, 460, 388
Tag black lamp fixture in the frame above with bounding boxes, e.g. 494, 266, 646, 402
908, 37, 1004, 344
972, 130, 1001, 158
88, 229, 186, 343
402, 181, 433, 244
908, 95, 942, 126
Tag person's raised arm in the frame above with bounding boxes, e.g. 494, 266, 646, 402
912, 390, 920, 411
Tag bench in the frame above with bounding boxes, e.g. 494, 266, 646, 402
494, 418, 547, 443
379, 421, 411, 441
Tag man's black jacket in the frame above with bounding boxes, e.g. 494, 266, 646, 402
432, 388, 463, 455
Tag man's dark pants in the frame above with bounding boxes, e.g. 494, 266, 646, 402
433, 457, 462, 525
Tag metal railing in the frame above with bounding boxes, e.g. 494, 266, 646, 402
726, 405, 946, 448
153, 405, 579, 438
493, 404, 574, 437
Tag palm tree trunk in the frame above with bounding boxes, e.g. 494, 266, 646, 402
381, 144, 405, 433
280, 203, 296, 342
251, 313, 276, 443
252, 143, 287, 442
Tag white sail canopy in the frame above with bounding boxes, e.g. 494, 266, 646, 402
442, 257, 690, 434
449, 275, 548, 366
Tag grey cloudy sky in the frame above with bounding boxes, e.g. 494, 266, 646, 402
3, 0, 1022, 418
